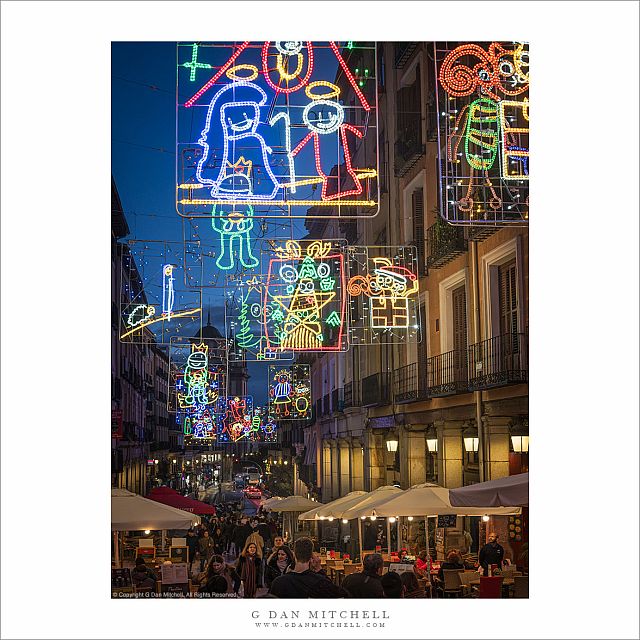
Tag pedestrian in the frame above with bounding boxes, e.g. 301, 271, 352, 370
224, 517, 237, 557
265, 545, 295, 589
363, 522, 378, 550
381, 571, 405, 598
198, 529, 215, 572
199, 554, 240, 596
341, 553, 385, 598
266, 535, 285, 562
131, 557, 157, 590
186, 528, 199, 570
478, 532, 505, 576
400, 571, 427, 598
234, 517, 251, 557
257, 518, 272, 552
211, 525, 225, 555
246, 520, 265, 558
236, 541, 263, 598
268, 537, 348, 598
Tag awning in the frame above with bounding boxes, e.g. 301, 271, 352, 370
147, 488, 216, 515
298, 491, 368, 520
359, 483, 521, 517
268, 495, 320, 512
111, 488, 201, 531
340, 485, 404, 519
449, 473, 529, 507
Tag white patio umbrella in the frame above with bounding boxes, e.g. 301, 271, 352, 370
449, 473, 529, 507
269, 495, 322, 542
358, 483, 522, 517
297, 491, 368, 521
111, 488, 201, 567
261, 496, 284, 509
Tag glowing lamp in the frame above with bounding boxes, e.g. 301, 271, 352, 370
342, 519, 348, 524
386, 439, 398, 453
407, 516, 414, 521
388, 517, 396, 523
426, 435, 438, 453
463, 424, 479, 453
510, 420, 529, 453
144, 530, 151, 535
360, 516, 367, 520
482, 515, 490, 522
369, 515, 377, 521
327, 516, 334, 522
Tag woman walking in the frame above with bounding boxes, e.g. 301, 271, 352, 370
198, 554, 240, 596
265, 545, 294, 589
236, 541, 262, 598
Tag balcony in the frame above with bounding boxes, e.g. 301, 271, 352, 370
394, 42, 418, 68
331, 388, 344, 413
362, 373, 391, 407
394, 116, 425, 178
468, 333, 528, 391
343, 381, 361, 409
426, 219, 467, 269
426, 350, 469, 397
393, 363, 428, 403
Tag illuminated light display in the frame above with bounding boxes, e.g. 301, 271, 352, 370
347, 246, 421, 345
210, 203, 260, 270
177, 41, 378, 219
177, 343, 217, 408
264, 240, 347, 352
168, 336, 226, 412
120, 241, 202, 344
225, 64, 259, 82
436, 41, 529, 226
225, 274, 294, 362
195, 81, 282, 202
216, 396, 255, 443
162, 264, 175, 320
182, 43, 212, 82
268, 364, 311, 420
261, 41, 314, 95
438, 41, 529, 102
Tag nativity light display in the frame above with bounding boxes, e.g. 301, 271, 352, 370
176, 41, 379, 219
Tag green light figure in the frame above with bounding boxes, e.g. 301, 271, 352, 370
211, 204, 259, 270
182, 43, 212, 82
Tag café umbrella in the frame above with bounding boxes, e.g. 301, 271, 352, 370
268, 495, 322, 542
297, 490, 368, 521
449, 473, 529, 507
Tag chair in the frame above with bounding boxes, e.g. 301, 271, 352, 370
513, 576, 529, 598
478, 576, 503, 599
442, 570, 463, 598
457, 571, 478, 597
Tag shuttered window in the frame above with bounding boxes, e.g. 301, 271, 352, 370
412, 188, 425, 275
452, 285, 467, 374
418, 302, 428, 394
499, 260, 518, 336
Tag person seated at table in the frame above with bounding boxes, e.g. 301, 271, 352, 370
265, 545, 295, 588
398, 549, 409, 562
131, 557, 157, 590
381, 571, 405, 598
400, 571, 427, 598
437, 549, 464, 582
414, 550, 432, 577
342, 553, 385, 598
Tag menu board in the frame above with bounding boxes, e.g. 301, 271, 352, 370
169, 546, 189, 563
161, 562, 189, 585
388, 563, 415, 575
437, 514, 457, 529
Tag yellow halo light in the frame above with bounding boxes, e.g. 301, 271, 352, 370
226, 64, 259, 82
305, 81, 340, 101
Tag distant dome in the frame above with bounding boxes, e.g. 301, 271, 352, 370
192, 309, 224, 340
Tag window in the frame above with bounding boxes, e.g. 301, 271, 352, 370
417, 301, 428, 392
452, 285, 468, 376
499, 260, 518, 337
411, 188, 425, 275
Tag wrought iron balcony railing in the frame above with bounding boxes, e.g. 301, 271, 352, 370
426, 219, 467, 269
394, 42, 418, 68
468, 333, 528, 391
394, 116, 425, 178
426, 349, 470, 397
343, 381, 362, 409
362, 372, 391, 407
393, 363, 428, 403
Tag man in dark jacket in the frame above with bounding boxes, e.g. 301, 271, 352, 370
234, 517, 252, 556
341, 553, 385, 598
363, 522, 378, 550
269, 537, 347, 598
478, 532, 505, 576
186, 528, 199, 569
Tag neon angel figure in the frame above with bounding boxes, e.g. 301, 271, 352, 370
196, 81, 281, 201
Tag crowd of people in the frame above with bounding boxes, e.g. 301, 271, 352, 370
129, 498, 510, 599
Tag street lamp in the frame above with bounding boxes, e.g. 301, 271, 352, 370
463, 424, 479, 453
426, 426, 438, 453
511, 419, 529, 453
386, 438, 398, 452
